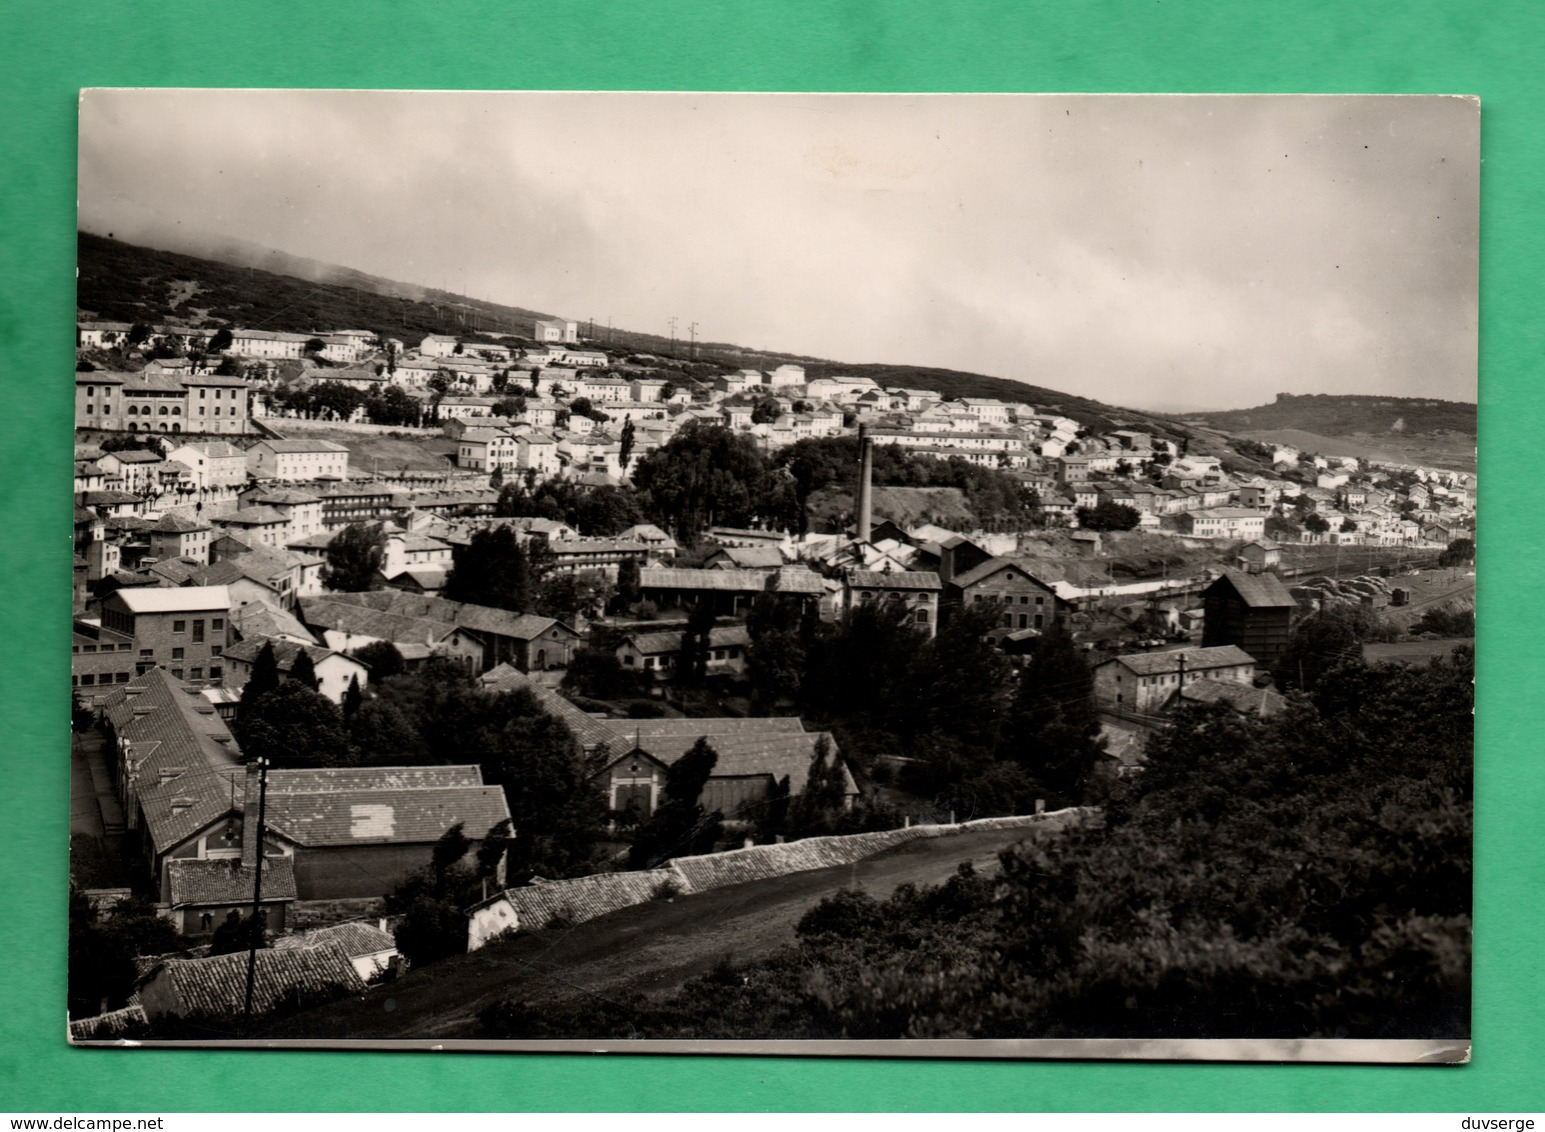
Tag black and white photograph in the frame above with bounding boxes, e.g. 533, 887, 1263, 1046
67, 90, 1476, 1059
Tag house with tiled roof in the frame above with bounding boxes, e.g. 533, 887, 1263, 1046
246, 439, 349, 482
147, 511, 213, 565
593, 717, 855, 821
164, 855, 298, 936
68, 1004, 150, 1043
840, 569, 944, 637
222, 636, 368, 704
1092, 645, 1258, 713
477, 664, 618, 754
274, 921, 400, 982
947, 557, 1072, 634
616, 624, 751, 680
257, 764, 511, 900
137, 943, 364, 1022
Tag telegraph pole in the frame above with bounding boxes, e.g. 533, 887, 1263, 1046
242, 757, 271, 1035
689, 321, 699, 361
667, 316, 678, 354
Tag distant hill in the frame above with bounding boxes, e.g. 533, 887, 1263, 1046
1181, 393, 1476, 438
72, 232, 1305, 456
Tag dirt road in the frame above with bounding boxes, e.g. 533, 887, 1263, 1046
266, 824, 1044, 1040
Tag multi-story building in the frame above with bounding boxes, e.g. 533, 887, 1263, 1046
246, 439, 349, 481
98, 584, 232, 684
532, 318, 578, 343
841, 569, 944, 637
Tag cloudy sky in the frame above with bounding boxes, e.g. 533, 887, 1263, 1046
78, 90, 1477, 411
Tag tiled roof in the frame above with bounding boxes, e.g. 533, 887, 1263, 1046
255, 439, 349, 454
273, 921, 395, 959
1106, 645, 1257, 677
264, 766, 483, 793
622, 624, 751, 656
145, 557, 203, 585
711, 546, 785, 569
144, 944, 364, 1018
216, 505, 289, 526
248, 489, 321, 505
1179, 678, 1287, 716
845, 569, 943, 590
949, 556, 1060, 592
278, 920, 398, 951
150, 512, 210, 534
259, 769, 509, 848
166, 857, 298, 907
616, 719, 851, 798
69, 1005, 149, 1041
475, 869, 679, 930
478, 664, 616, 752
1207, 569, 1298, 608
99, 670, 244, 853
640, 567, 770, 592
222, 636, 347, 673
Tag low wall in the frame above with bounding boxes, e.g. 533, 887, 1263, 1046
466, 809, 1088, 951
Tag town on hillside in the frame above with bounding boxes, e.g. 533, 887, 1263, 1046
68, 314, 1476, 1043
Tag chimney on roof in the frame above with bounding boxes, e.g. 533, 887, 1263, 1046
856, 423, 874, 546
241, 762, 262, 869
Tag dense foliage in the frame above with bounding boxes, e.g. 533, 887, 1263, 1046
481, 647, 1472, 1041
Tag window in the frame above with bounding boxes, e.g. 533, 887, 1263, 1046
173, 620, 186, 633
915, 609, 929, 624
190, 667, 203, 680
139, 648, 154, 658
209, 666, 222, 681
192, 620, 205, 643
172, 647, 185, 660
211, 618, 224, 630
82, 644, 96, 654
80, 674, 95, 686
171, 669, 184, 680
116, 672, 130, 683
85, 404, 93, 415
211, 645, 223, 657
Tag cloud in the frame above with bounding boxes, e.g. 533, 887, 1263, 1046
78, 91, 1477, 410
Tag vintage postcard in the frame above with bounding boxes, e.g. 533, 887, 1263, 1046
68, 91, 1475, 1060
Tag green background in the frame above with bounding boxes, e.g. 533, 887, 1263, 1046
1, 0, 1537, 1112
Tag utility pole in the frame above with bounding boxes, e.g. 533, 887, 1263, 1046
667, 316, 678, 355
689, 321, 699, 361
242, 756, 271, 1035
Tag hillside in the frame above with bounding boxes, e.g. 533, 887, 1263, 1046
1182, 393, 1475, 438
77, 234, 1430, 461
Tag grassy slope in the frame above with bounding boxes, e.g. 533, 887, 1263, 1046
1182, 393, 1476, 437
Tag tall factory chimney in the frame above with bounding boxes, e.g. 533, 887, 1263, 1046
856, 423, 874, 545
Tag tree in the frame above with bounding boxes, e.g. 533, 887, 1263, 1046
629, 738, 724, 868
343, 675, 363, 723
1439, 538, 1475, 567
444, 525, 535, 612
208, 910, 268, 957
304, 336, 327, 357
238, 682, 352, 768
1265, 514, 1302, 541
492, 395, 527, 419
999, 618, 1106, 806
630, 423, 785, 543
207, 327, 234, 353
615, 556, 641, 609
535, 570, 614, 623
287, 648, 320, 692
126, 322, 152, 347
785, 736, 849, 838
322, 523, 386, 592
476, 818, 515, 881
1274, 604, 1390, 692
1076, 500, 1141, 532
678, 600, 718, 686
69, 890, 180, 1019
489, 465, 505, 491
751, 396, 782, 424
238, 642, 281, 722
618, 418, 636, 471
1340, 518, 1358, 533
1303, 513, 1331, 535
530, 367, 543, 395
352, 640, 405, 680
430, 822, 473, 897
